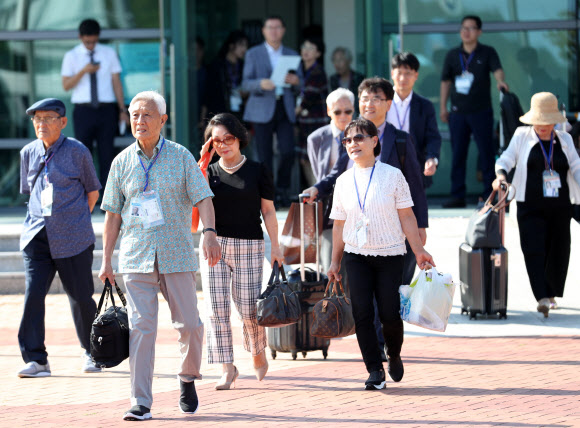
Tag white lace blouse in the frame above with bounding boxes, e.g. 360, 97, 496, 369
329, 161, 413, 256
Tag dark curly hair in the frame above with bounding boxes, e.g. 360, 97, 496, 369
203, 113, 249, 150
343, 118, 380, 157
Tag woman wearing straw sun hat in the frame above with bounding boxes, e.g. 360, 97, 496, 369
494, 92, 580, 317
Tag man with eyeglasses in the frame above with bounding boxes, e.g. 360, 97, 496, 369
306, 88, 355, 271
242, 15, 301, 208
61, 18, 129, 191
17, 98, 102, 378
440, 15, 508, 208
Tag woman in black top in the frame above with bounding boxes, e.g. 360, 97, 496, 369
198, 113, 284, 390
494, 92, 580, 317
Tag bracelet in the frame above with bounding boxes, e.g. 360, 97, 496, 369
202, 227, 217, 235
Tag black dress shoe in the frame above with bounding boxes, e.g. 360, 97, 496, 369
179, 380, 199, 414
442, 198, 466, 208
387, 355, 404, 382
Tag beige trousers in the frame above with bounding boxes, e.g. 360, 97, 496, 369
123, 260, 203, 409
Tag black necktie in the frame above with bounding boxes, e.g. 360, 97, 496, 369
89, 51, 99, 108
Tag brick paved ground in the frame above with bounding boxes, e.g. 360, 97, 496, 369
1, 293, 579, 428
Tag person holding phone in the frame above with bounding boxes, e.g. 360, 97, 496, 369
198, 113, 284, 390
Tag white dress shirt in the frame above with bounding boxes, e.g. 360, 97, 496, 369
387, 91, 413, 133
61, 43, 122, 104
264, 42, 283, 71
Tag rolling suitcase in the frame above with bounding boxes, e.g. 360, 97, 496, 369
268, 194, 330, 360
459, 184, 509, 319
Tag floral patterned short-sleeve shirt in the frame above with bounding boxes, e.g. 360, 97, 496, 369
101, 136, 213, 274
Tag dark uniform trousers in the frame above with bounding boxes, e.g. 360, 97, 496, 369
18, 227, 96, 365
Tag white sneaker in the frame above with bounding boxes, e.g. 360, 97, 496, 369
17, 361, 51, 378
82, 353, 102, 373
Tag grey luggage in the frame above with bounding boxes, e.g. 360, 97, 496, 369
268, 194, 330, 360
459, 183, 511, 319
459, 244, 508, 319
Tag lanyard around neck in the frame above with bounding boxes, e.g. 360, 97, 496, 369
393, 101, 411, 130
535, 131, 555, 171
354, 163, 376, 215
459, 51, 475, 72
138, 137, 165, 192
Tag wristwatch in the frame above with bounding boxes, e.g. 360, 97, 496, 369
202, 227, 217, 235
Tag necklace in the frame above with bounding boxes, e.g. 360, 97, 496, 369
220, 155, 246, 170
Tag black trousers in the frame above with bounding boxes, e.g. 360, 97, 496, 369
374, 240, 415, 351
252, 100, 295, 190
516, 202, 572, 301
344, 252, 404, 373
18, 227, 96, 364
73, 103, 117, 189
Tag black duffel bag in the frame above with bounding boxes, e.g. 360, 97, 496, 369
90, 279, 130, 368
256, 262, 301, 327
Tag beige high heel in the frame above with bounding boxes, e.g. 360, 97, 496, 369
215, 366, 239, 390
253, 352, 269, 381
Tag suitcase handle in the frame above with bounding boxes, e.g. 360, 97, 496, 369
297, 194, 320, 282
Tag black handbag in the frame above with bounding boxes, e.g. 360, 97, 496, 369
465, 186, 510, 248
90, 279, 130, 368
256, 262, 302, 328
310, 280, 356, 338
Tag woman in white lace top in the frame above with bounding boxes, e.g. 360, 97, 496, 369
327, 118, 435, 390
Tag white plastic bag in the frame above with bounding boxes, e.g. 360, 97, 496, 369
399, 267, 456, 332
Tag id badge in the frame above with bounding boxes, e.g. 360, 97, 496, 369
543, 170, 561, 198
355, 215, 369, 248
41, 182, 53, 217
230, 89, 243, 113
141, 190, 165, 229
455, 71, 474, 95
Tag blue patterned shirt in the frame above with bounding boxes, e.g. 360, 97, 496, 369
101, 136, 213, 274
20, 134, 102, 258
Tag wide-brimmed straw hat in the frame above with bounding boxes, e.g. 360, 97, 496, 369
519, 92, 566, 125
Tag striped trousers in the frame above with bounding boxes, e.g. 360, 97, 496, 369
200, 236, 267, 364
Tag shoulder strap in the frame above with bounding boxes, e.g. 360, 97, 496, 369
394, 129, 407, 168
29, 138, 68, 192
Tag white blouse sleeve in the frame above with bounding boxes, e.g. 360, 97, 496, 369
329, 177, 347, 220
394, 169, 414, 209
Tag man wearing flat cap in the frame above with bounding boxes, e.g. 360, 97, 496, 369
17, 98, 102, 378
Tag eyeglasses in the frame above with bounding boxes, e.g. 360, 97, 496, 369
212, 135, 237, 146
359, 96, 386, 105
461, 26, 479, 32
333, 109, 353, 116
31, 116, 62, 125
342, 134, 373, 146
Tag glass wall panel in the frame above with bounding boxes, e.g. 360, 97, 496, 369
400, 0, 574, 24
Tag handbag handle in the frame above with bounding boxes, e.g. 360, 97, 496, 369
482, 182, 511, 213
95, 279, 127, 319
324, 279, 348, 298
267, 261, 287, 285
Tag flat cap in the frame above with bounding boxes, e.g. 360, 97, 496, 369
26, 98, 66, 116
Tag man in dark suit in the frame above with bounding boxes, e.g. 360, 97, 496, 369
306, 88, 355, 271
242, 15, 301, 207
304, 77, 428, 369
388, 52, 441, 285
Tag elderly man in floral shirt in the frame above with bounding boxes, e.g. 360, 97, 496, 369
99, 91, 220, 421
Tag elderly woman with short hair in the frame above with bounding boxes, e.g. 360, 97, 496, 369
199, 113, 284, 390
494, 92, 580, 317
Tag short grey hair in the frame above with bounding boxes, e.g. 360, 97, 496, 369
129, 91, 166, 115
331, 46, 353, 63
326, 88, 355, 109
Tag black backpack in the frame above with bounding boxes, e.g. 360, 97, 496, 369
90, 279, 130, 368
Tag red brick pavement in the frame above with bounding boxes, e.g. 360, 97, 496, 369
2, 333, 579, 427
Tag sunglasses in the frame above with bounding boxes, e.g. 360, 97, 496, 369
212, 135, 237, 146
333, 109, 353, 116
342, 134, 373, 146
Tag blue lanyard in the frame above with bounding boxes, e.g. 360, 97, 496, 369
354, 163, 376, 215
535, 131, 554, 171
459, 51, 475, 73
393, 102, 411, 130
138, 137, 165, 192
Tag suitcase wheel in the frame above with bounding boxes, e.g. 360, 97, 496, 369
322, 349, 328, 360
469, 311, 478, 320
499, 311, 507, 319
291, 351, 298, 360
271, 350, 277, 360
302, 352, 307, 358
